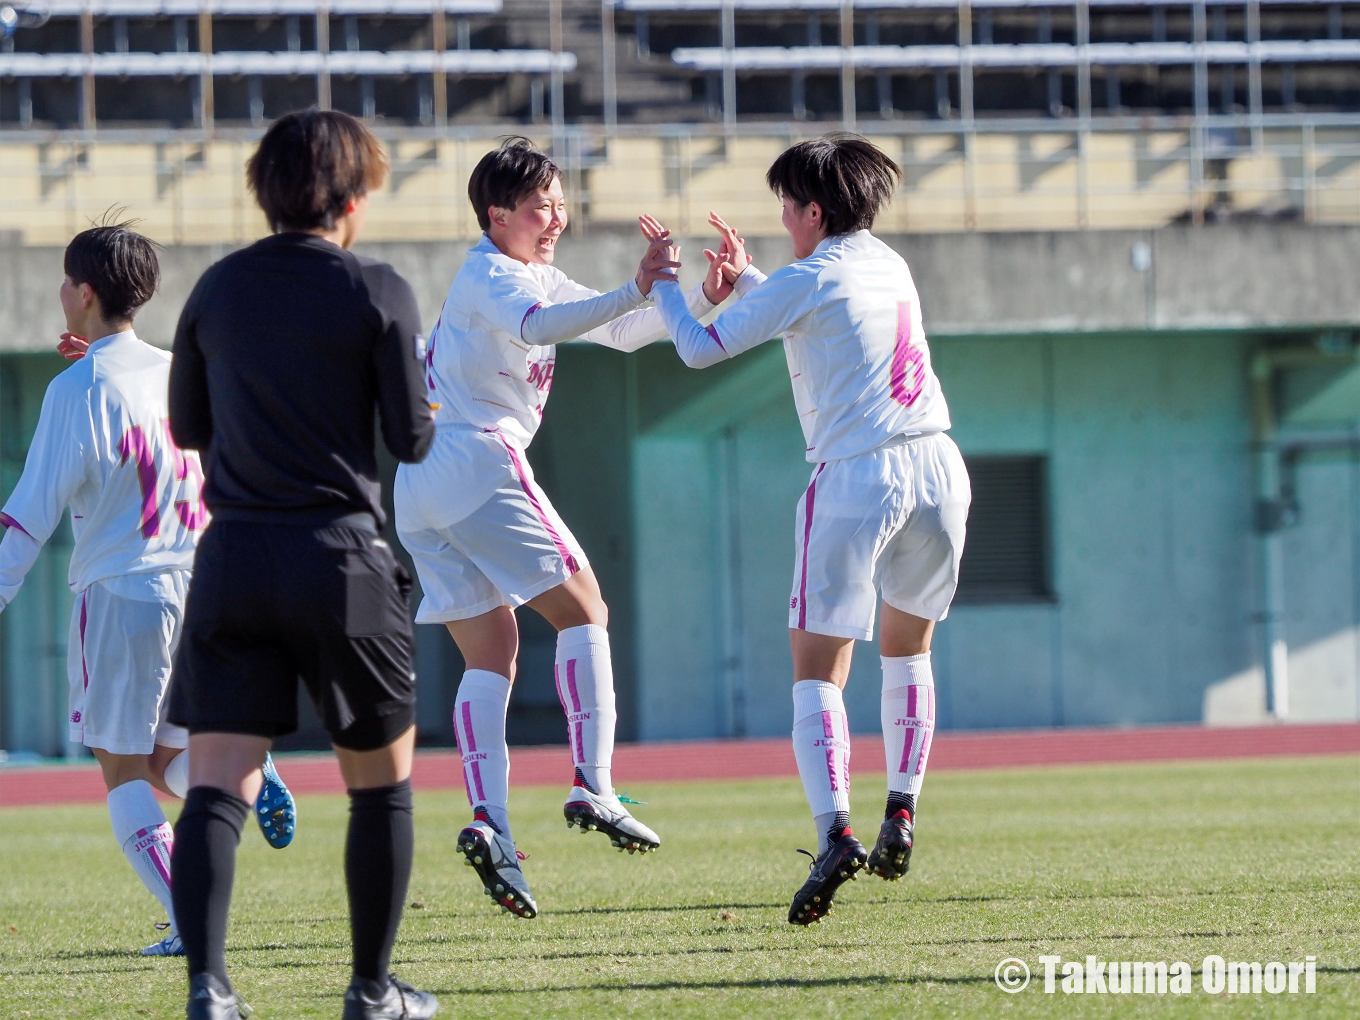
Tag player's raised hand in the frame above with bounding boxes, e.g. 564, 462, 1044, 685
638, 214, 671, 243
702, 247, 736, 305
57, 332, 90, 360
635, 234, 681, 297
707, 211, 750, 284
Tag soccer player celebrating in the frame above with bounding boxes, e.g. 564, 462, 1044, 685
0, 223, 295, 960
395, 138, 726, 917
649, 136, 971, 925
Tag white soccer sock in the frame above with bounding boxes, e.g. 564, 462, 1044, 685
791, 680, 852, 854
454, 670, 513, 839
882, 654, 936, 801
107, 779, 176, 931
555, 624, 617, 797
162, 750, 189, 799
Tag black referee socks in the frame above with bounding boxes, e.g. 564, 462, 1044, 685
172, 786, 251, 986
346, 780, 415, 983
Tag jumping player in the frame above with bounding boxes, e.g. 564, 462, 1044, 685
0, 223, 296, 960
649, 136, 971, 925
395, 138, 730, 917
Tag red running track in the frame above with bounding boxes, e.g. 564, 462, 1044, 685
3, 722, 1358, 808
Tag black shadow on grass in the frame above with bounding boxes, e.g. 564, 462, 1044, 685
429, 973, 999, 995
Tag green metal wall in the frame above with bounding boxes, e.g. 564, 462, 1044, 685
630, 330, 1360, 739
0, 353, 77, 757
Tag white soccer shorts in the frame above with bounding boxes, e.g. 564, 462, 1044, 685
789, 433, 971, 641
67, 571, 191, 755
398, 436, 588, 624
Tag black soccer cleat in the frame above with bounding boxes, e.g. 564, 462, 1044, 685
456, 817, 537, 919
342, 973, 439, 1020
787, 831, 868, 926
867, 810, 914, 881
185, 972, 252, 1020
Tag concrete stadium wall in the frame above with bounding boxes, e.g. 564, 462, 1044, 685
4, 223, 1360, 352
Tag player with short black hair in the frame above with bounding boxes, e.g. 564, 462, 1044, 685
395, 137, 733, 916
1, 220, 296, 959
165, 109, 437, 1020
650, 134, 971, 926
466, 135, 561, 232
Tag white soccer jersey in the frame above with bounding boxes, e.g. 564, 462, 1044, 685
423, 234, 714, 449
653, 230, 952, 463
0, 330, 206, 609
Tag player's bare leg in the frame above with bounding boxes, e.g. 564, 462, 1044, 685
528, 570, 660, 854
869, 603, 937, 881
787, 629, 866, 925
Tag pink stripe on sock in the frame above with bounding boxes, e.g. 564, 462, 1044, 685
565, 659, 582, 714
899, 727, 917, 774
906, 686, 918, 717
137, 825, 173, 890
573, 721, 584, 765
916, 728, 933, 776
460, 702, 478, 753
797, 465, 825, 631
469, 760, 486, 801
498, 434, 580, 575
453, 711, 473, 805
821, 710, 840, 792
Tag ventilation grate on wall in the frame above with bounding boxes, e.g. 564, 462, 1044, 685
954, 454, 1051, 604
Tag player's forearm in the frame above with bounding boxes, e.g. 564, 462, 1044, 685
732, 264, 768, 299
583, 282, 715, 353
651, 281, 729, 370
0, 524, 42, 612
520, 280, 647, 347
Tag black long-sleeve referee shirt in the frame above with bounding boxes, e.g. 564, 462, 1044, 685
169, 232, 434, 528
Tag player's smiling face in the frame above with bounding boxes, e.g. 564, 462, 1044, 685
489, 177, 568, 265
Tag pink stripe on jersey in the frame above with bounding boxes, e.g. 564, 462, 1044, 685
796, 465, 825, 631
704, 324, 727, 352
890, 301, 925, 408
497, 434, 581, 576
0, 512, 33, 539
520, 303, 544, 335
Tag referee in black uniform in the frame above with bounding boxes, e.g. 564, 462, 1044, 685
167, 110, 437, 1020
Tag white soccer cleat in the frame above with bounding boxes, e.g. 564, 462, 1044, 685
142, 931, 184, 956
455, 816, 537, 919
563, 786, 660, 853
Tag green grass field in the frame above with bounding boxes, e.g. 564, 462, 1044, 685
2, 756, 1358, 1019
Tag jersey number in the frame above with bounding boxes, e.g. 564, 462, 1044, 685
890, 301, 924, 408
118, 422, 208, 539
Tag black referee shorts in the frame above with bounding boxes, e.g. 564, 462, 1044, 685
169, 518, 417, 751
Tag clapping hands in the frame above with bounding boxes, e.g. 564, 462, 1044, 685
701, 211, 750, 305
635, 211, 750, 305
635, 214, 681, 297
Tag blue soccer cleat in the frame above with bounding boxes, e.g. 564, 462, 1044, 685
255, 753, 296, 849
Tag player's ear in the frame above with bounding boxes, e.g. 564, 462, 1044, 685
488, 204, 509, 228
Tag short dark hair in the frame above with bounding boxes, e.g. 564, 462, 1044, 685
765, 135, 902, 237
246, 109, 388, 232
63, 220, 161, 322
468, 137, 561, 232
